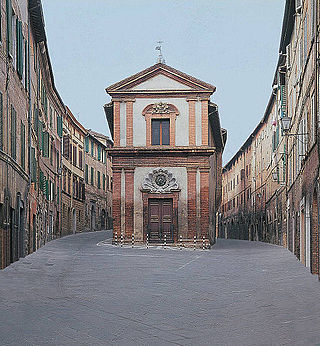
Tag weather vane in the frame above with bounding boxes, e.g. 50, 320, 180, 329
155, 41, 166, 64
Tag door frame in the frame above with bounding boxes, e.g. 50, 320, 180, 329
148, 198, 173, 242
142, 192, 179, 243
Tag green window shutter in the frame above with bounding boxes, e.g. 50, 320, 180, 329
42, 131, 49, 157
39, 170, 42, 189
41, 82, 44, 105
49, 108, 52, 128
97, 145, 101, 161
37, 70, 41, 97
0, 92, 3, 150
45, 179, 49, 200
24, 39, 28, 90
33, 105, 38, 133
16, 19, 23, 78
97, 171, 101, 189
44, 92, 48, 119
85, 137, 89, 153
85, 164, 88, 183
31, 147, 36, 183
276, 125, 279, 147
91, 167, 94, 185
39, 170, 43, 191
59, 116, 63, 137
6, 0, 12, 55
20, 121, 25, 169
56, 115, 59, 136
11, 106, 16, 159
57, 115, 63, 138
38, 121, 43, 151
16, 18, 18, 70
91, 140, 94, 156
13, 108, 16, 159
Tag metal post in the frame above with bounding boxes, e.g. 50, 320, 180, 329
164, 234, 167, 249
115, 233, 118, 246
202, 235, 205, 250
132, 233, 134, 248
146, 234, 149, 249
179, 235, 182, 250
194, 235, 196, 251
120, 233, 123, 247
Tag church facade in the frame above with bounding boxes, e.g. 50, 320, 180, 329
104, 63, 225, 246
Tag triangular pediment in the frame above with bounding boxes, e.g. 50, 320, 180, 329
106, 63, 216, 94
131, 74, 192, 90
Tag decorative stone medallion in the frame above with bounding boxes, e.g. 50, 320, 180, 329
141, 168, 180, 193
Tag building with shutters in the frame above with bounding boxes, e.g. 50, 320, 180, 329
61, 107, 86, 236
89, 130, 113, 229
104, 63, 225, 247
0, 0, 65, 269
220, 0, 320, 280
84, 130, 113, 232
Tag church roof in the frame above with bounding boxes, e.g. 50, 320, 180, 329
106, 63, 216, 94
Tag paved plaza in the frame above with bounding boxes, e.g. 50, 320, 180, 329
0, 231, 320, 346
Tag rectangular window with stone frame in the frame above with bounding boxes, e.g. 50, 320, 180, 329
151, 119, 170, 145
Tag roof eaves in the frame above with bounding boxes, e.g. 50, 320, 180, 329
106, 63, 216, 93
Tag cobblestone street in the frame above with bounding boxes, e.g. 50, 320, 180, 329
0, 231, 320, 346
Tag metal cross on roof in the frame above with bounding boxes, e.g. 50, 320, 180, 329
155, 41, 166, 64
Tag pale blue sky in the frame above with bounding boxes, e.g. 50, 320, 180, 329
41, 0, 285, 163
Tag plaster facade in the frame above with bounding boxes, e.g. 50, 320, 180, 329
105, 63, 225, 246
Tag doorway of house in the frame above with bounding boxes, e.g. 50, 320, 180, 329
148, 198, 173, 242
91, 205, 95, 231
72, 209, 76, 234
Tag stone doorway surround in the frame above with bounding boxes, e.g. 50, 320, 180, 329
141, 168, 180, 243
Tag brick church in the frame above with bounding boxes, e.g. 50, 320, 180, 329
104, 63, 225, 246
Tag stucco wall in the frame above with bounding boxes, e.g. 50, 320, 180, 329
131, 74, 192, 90
132, 98, 190, 147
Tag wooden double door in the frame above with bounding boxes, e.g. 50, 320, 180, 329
148, 198, 173, 242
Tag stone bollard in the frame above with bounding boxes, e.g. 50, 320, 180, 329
194, 235, 196, 251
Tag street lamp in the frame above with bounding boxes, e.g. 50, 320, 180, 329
280, 116, 291, 132
272, 169, 278, 182
280, 116, 308, 137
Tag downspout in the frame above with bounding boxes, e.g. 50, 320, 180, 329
59, 112, 63, 238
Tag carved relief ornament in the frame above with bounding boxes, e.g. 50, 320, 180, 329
142, 103, 179, 116
152, 102, 170, 114
141, 168, 180, 193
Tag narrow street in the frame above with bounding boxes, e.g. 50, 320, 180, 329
0, 231, 319, 346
